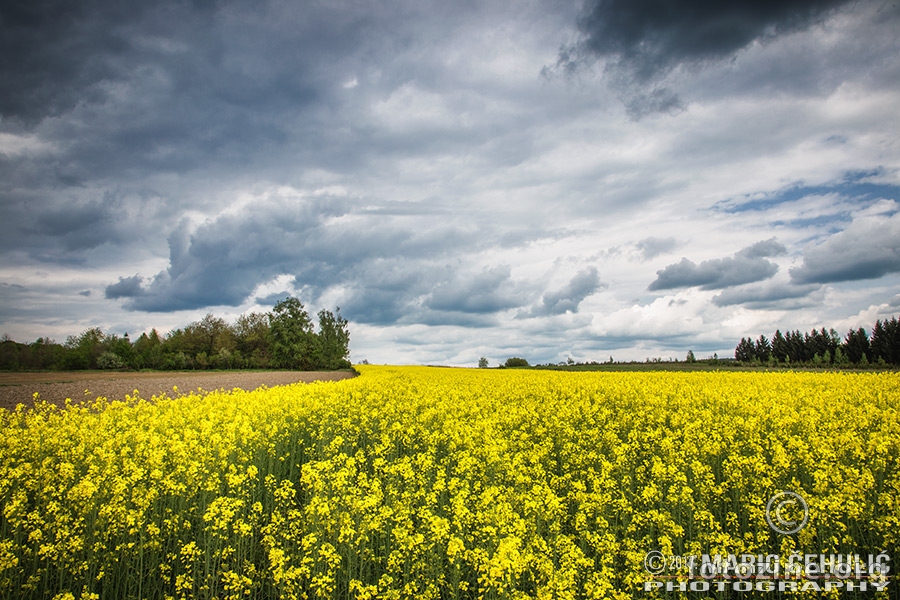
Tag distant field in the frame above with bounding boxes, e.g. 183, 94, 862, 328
530, 361, 897, 372
533, 361, 739, 371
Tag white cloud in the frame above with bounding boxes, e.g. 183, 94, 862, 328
0, 132, 55, 157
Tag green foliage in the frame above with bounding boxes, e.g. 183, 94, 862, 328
736, 316, 900, 367
234, 312, 270, 367
314, 308, 351, 370
734, 338, 755, 362
478, 356, 489, 368
64, 327, 105, 369
268, 297, 316, 370
754, 334, 771, 362
0, 297, 351, 372
97, 351, 125, 370
844, 327, 870, 364
503, 357, 529, 368
133, 329, 164, 369
267, 298, 350, 370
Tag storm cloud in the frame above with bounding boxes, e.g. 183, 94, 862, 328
649, 240, 787, 291
568, 0, 854, 80
539, 267, 603, 315
102, 193, 490, 314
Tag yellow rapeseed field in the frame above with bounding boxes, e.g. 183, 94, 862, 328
0, 366, 897, 599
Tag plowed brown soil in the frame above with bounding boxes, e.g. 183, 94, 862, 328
0, 370, 355, 411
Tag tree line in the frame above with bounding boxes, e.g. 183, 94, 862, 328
734, 316, 900, 367
0, 297, 351, 371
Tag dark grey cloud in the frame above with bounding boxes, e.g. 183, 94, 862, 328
649, 239, 786, 291
410, 311, 499, 329
340, 286, 417, 326
636, 236, 678, 260
336, 261, 436, 326
99, 186, 588, 328
427, 266, 525, 314
0, 0, 351, 127
102, 195, 494, 321
105, 197, 348, 311
0, 0, 137, 123
568, 0, 853, 81
0, 192, 143, 266
337, 257, 536, 327
527, 267, 603, 316
712, 281, 821, 308
254, 292, 290, 307
0, 0, 387, 193
740, 238, 788, 259
623, 87, 685, 120
32, 196, 126, 252
790, 215, 900, 284
105, 275, 144, 300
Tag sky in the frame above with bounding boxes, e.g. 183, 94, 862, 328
2, 0, 900, 366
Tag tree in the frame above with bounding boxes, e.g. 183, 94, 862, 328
685, 350, 696, 363
478, 356, 489, 368
134, 329, 163, 369
110, 333, 136, 368
786, 330, 807, 363
97, 351, 125, 370
843, 327, 870, 364
503, 357, 529, 368
869, 318, 900, 365
827, 328, 841, 359
734, 337, 755, 362
771, 330, 788, 363
0, 337, 20, 370
181, 314, 231, 360
834, 345, 848, 365
871, 319, 888, 363
755, 335, 771, 362
268, 297, 316, 370
235, 312, 270, 367
64, 327, 105, 369
314, 308, 351, 369
29, 337, 64, 370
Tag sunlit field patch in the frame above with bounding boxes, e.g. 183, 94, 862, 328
0, 366, 897, 599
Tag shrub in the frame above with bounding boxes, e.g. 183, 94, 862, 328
503, 357, 529, 368
97, 351, 125, 370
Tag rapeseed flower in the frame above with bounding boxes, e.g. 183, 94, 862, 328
0, 367, 896, 598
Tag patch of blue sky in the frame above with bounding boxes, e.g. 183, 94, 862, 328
770, 213, 853, 230
715, 169, 900, 214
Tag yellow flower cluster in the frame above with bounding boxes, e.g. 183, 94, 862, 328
0, 367, 898, 599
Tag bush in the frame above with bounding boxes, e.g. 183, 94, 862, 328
97, 351, 125, 370
503, 357, 529, 368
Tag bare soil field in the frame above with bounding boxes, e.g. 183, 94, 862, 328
0, 370, 356, 411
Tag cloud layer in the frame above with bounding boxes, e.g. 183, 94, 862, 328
649, 240, 787, 291
571, 0, 853, 80
2, 0, 900, 365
